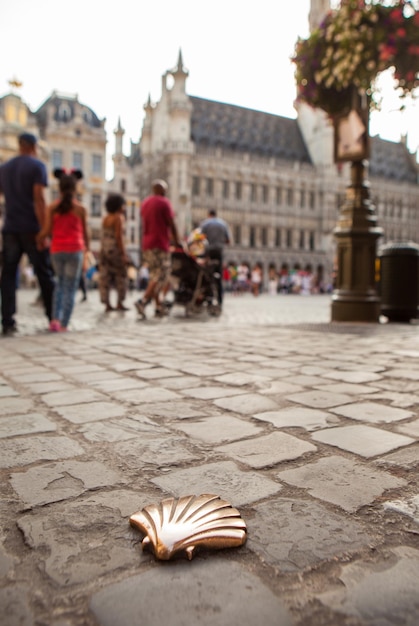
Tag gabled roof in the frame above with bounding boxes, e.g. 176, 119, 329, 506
190, 96, 418, 184
35, 92, 102, 130
190, 97, 312, 163
369, 136, 417, 184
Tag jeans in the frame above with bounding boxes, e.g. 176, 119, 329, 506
1, 232, 54, 330
51, 251, 83, 328
208, 249, 223, 305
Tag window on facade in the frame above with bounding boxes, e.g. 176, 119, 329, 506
222, 180, 229, 199
261, 227, 268, 247
275, 228, 281, 247
262, 185, 268, 204
131, 202, 136, 221
309, 232, 315, 251
91, 194, 101, 217
286, 229, 292, 248
92, 154, 102, 175
192, 176, 200, 196
234, 224, 241, 245
309, 191, 315, 209
287, 188, 293, 206
249, 226, 256, 248
299, 230, 305, 249
276, 187, 282, 205
73, 152, 83, 170
235, 181, 242, 200
206, 178, 214, 196
52, 150, 63, 169
301, 189, 306, 209
130, 227, 135, 244
121, 179, 126, 193
250, 184, 257, 202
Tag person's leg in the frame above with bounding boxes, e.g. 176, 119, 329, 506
25, 234, 55, 321
60, 252, 83, 329
115, 264, 128, 310
1, 233, 22, 332
98, 261, 114, 311
50, 253, 64, 328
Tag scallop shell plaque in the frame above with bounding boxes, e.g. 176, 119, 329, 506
130, 494, 247, 561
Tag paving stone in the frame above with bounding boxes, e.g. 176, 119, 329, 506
134, 367, 181, 379
217, 432, 317, 468
91, 377, 142, 392
396, 418, 419, 438
254, 380, 305, 395
17, 490, 146, 585
78, 416, 162, 442
213, 393, 279, 415
0, 542, 13, 576
113, 435, 201, 468
53, 400, 128, 424
10, 371, 63, 383
316, 546, 419, 625
181, 386, 248, 400
385, 368, 419, 381
249, 498, 372, 572
0, 385, 18, 397
0, 436, 84, 469
151, 460, 282, 507
0, 585, 33, 626
367, 390, 419, 408
0, 397, 33, 416
314, 382, 380, 395
155, 375, 201, 390
174, 415, 264, 444
11, 460, 123, 508
312, 425, 415, 458
68, 370, 117, 383
112, 387, 181, 404
41, 388, 108, 407
90, 559, 292, 626
130, 400, 210, 420
23, 381, 75, 394
253, 407, 340, 431
0, 413, 56, 439
374, 444, 419, 469
330, 401, 412, 424
286, 389, 353, 409
322, 370, 383, 383
384, 495, 419, 524
282, 374, 325, 386
277, 456, 405, 512
214, 372, 274, 386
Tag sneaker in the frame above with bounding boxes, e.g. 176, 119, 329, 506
49, 320, 61, 332
2, 325, 17, 337
134, 300, 147, 319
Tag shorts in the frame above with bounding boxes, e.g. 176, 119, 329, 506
143, 249, 171, 287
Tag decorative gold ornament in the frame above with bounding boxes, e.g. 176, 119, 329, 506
130, 494, 247, 561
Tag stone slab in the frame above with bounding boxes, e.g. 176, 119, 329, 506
41, 388, 108, 407
314, 382, 380, 395
312, 425, 415, 458
11, 460, 123, 508
384, 495, 419, 524
397, 418, 419, 438
249, 497, 372, 571
253, 407, 340, 431
323, 370, 383, 383
79, 416, 162, 442
174, 415, 263, 444
330, 401, 412, 424
316, 546, 419, 625
374, 444, 419, 469
0, 397, 33, 416
0, 585, 33, 626
254, 380, 305, 395
213, 372, 274, 386
214, 393, 279, 415
286, 389, 352, 409
113, 435, 201, 468
217, 432, 317, 468
277, 456, 406, 512
17, 490, 146, 585
112, 387, 181, 404
54, 401, 128, 424
181, 386, 248, 400
0, 436, 84, 469
90, 559, 292, 626
0, 413, 56, 438
151, 460, 282, 507
0, 385, 18, 397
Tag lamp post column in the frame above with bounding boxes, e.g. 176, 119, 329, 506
331, 159, 383, 322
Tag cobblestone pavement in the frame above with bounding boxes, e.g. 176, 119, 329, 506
1, 288, 419, 626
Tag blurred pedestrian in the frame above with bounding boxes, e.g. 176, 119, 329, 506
199, 209, 231, 307
0, 132, 54, 335
134, 179, 181, 319
36, 169, 89, 331
98, 193, 129, 312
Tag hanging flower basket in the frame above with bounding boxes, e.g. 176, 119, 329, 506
292, 0, 419, 119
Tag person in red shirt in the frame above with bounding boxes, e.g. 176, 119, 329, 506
37, 170, 90, 331
135, 179, 180, 319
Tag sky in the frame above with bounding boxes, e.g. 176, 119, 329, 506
1, 0, 418, 174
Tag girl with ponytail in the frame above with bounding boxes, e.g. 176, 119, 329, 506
36, 169, 90, 331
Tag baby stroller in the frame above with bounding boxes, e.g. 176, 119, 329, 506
170, 232, 221, 316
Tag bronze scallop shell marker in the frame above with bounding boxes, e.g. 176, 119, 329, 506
130, 494, 247, 561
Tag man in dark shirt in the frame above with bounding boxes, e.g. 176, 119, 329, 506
200, 209, 231, 307
0, 133, 54, 335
